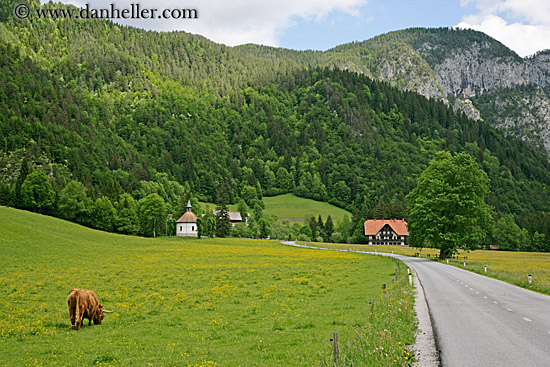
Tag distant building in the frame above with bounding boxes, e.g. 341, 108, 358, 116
176, 200, 198, 237
212, 210, 248, 226
364, 219, 408, 246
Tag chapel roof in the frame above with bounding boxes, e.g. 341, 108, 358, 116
176, 211, 197, 223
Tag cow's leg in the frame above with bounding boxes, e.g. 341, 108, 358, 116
77, 306, 83, 329
69, 309, 76, 328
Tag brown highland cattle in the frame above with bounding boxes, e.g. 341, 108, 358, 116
67, 289, 114, 329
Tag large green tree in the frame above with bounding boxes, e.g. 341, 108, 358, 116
58, 180, 90, 223
20, 168, 55, 213
116, 193, 139, 235
91, 196, 116, 232
205, 216, 216, 238
406, 151, 492, 258
139, 193, 167, 237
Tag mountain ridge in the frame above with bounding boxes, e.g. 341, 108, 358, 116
235, 27, 550, 151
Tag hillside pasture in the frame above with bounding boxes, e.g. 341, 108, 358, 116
262, 194, 351, 223
0, 207, 413, 366
201, 194, 351, 224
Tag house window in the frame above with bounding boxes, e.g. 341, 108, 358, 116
180, 226, 183, 231
192, 226, 195, 231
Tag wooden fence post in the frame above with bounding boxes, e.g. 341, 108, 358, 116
332, 332, 339, 364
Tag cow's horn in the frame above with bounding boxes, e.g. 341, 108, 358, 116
103, 310, 115, 313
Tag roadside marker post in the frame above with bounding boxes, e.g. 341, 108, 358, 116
528, 274, 532, 284
484, 266, 487, 272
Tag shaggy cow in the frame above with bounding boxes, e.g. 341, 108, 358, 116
67, 289, 113, 329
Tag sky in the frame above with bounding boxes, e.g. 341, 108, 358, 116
42, 0, 550, 57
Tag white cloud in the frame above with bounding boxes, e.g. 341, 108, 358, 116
457, 0, 550, 56
499, 0, 550, 24
43, 0, 367, 47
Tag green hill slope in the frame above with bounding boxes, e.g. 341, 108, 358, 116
201, 193, 351, 223
263, 194, 351, 223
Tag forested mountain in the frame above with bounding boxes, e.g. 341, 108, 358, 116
321, 29, 550, 152
239, 28, 550, 152
1, 1, 550, 249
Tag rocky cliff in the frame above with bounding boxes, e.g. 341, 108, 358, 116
323, 28, 550, 154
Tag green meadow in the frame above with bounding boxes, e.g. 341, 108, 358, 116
262, 194, 351, 223
202, 193, 352, 223
0, 207, 415, 366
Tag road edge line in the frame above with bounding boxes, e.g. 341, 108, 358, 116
412, 268, 441, 367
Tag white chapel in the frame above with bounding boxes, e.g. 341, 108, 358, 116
176, 200, 198, 237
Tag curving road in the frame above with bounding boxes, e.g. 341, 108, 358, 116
393, 255, 550, 367
282, 242, 550, 366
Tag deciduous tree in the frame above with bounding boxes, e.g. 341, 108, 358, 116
91, 196, 116, 232
21, 168, 55, 213
58, 180, 90, 223
406, 151, 491, 259
116, 193, 139, 235
139, 193, 167, 237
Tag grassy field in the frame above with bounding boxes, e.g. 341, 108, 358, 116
0, 207, 414, 366
202, 194, 351, 224
303, 242, 550, 295
262, 194, 351, 223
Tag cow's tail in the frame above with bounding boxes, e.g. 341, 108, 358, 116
75, 291, 80, 328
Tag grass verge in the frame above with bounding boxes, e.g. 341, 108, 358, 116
319, 269, 417, 366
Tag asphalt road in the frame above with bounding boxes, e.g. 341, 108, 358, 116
395, 255, 550, 367
282, 242, 550, 366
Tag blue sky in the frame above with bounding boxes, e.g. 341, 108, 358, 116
45, 0, 550, 57
278, 0, 474, 51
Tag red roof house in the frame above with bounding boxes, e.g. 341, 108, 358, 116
364, 219, 408, 246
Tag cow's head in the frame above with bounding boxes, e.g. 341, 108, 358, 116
94, 305, 114, 325
93, 305, 105, 325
